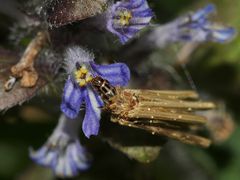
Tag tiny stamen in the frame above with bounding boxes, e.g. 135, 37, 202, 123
74, 65, 93, 87
118, 10, 132, 26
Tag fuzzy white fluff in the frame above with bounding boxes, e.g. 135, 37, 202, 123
64, 46, 95, 74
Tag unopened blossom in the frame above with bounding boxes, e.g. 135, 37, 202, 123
61, 46, 130, 138
30, 114, 90, 178
107, 0, 153, 44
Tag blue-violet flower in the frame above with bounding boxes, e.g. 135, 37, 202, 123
176, 4, 236, 43
107, 0, 153, 44
30, 114, 90, 178
61, 47, 130, 138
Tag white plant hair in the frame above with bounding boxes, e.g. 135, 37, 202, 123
63, 46, 95, 74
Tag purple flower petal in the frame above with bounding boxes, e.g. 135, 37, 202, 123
211, 27, 236, 43
91, 63, 130, 86
82, 88, 102, 138
174, 4, 236, 43
69, 140, 90, 170
121, 0, 145, 9
51, 140, 90, 177
61, 77, 84, 119
30, 146, 58, 168
30, 114, 91, 177
60, 47, 131, 138
191, 4, 215, 21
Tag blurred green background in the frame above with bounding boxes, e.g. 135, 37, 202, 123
1, 0, 240, 179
